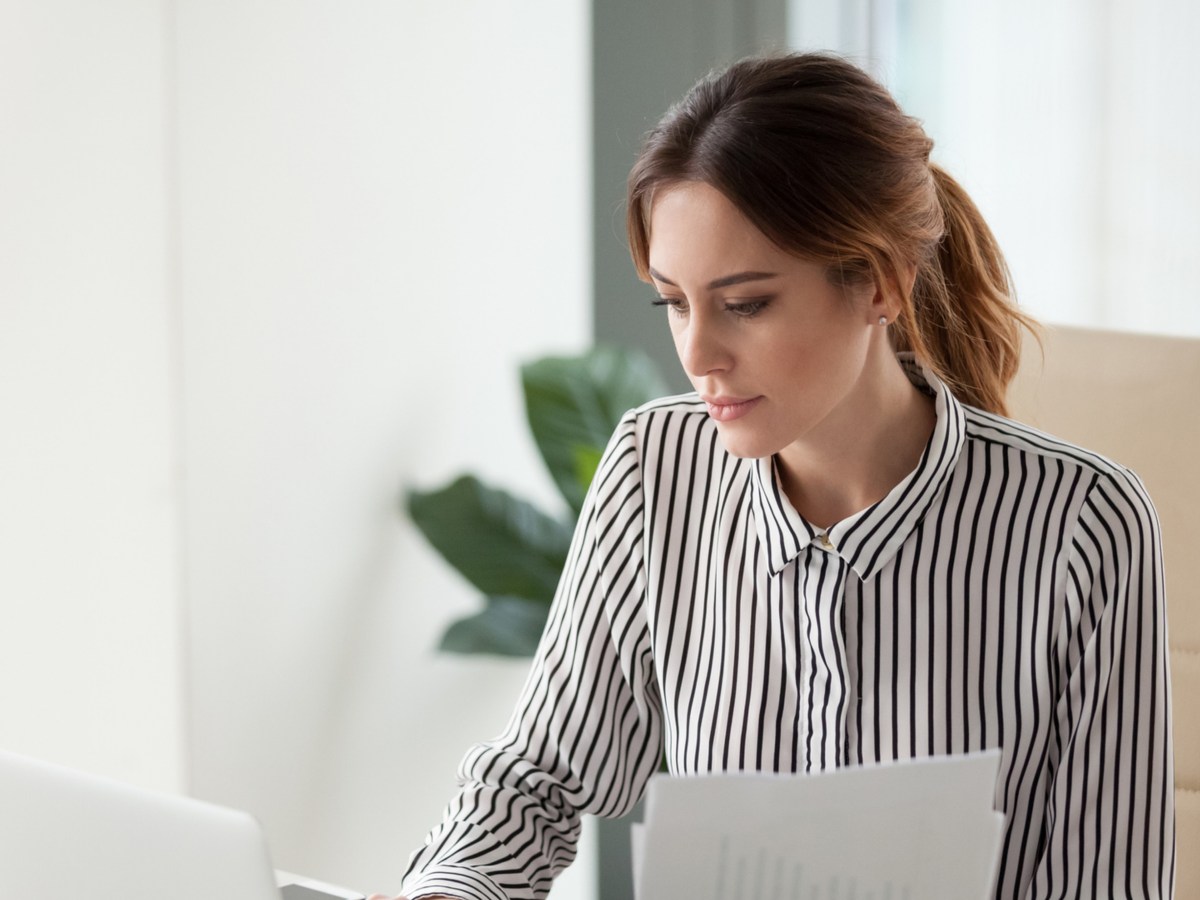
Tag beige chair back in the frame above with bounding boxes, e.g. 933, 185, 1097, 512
1008, 325, 1198, 896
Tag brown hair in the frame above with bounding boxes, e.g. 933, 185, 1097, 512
626, 52, 1037, 416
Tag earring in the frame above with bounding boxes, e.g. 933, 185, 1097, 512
878, 316, 888, 326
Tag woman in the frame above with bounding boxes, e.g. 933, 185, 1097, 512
389, 52, 1175, 900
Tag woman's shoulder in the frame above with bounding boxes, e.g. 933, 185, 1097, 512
958, 404, 1155, 512
603, 392, 730, 475
630, 391, 711, 418
612, 392, 714, 441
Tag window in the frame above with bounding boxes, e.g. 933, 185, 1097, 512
789, 0, 1200, 337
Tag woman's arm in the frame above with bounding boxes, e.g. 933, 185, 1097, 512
400, 411, 663, 900
1029, 467, 1175, 899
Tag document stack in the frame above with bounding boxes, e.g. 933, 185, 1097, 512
633, 752, 1005, 900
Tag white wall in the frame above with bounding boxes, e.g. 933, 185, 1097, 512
1, 0, 595, 896
174, 0, 594, 894
0, 0, 186, 793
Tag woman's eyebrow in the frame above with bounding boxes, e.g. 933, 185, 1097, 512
648, 267, 780, 290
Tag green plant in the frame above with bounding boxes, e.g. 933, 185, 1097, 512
406, 346, 669, 656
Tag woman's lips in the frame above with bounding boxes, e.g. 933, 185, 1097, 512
703, 395, 763, 422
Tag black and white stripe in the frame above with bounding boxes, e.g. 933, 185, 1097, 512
403, 358, 1175, 900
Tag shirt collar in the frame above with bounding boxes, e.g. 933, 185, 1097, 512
750, 354, 967, 582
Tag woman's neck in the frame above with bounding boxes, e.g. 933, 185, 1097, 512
775, 355, 937, 530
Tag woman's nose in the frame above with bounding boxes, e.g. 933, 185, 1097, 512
676, 314, 731, 379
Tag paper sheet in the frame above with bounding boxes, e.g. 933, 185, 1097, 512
633, 752, 1005, 900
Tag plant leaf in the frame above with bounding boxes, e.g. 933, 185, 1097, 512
406, 475, 571, 603
572, 444, 605, 492
438, 595, 551, 657
523, 346, 668, 514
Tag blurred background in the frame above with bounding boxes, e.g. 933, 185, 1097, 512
1, 0, 1196, 897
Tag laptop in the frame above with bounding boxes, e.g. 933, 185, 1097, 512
0, 748, 366, 900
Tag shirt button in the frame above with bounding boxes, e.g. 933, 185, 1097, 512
817, 532, 834, 549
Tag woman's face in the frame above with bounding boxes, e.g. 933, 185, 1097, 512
647, 180, 892, 461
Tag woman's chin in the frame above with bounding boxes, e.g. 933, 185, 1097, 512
713, 427, 777, 461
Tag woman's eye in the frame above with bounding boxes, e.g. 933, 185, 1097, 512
651, 296, 688, 316
725, 300, 769, 318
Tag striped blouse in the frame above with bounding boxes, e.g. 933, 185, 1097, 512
402, 358, 1175, 900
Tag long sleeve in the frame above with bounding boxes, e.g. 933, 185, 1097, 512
1028, 467, 1175, 898
402, 412, 664, 900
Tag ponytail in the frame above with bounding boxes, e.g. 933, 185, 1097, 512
893, 165, 1039, 417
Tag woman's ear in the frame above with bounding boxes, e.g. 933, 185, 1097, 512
868, 261, 918, 324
